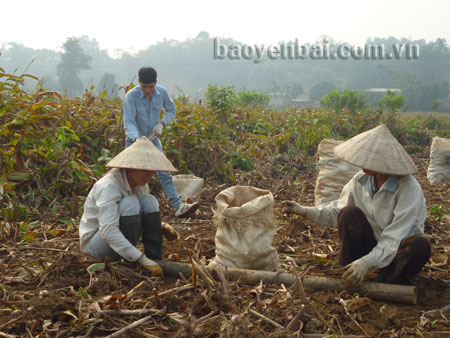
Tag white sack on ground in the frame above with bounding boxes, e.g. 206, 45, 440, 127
427, 137, 450, 184
172, 174, 204, 202
209, 186, 281, 271
314, 139, 361, 206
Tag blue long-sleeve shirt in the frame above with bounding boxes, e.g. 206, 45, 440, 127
123, 85, 176, 141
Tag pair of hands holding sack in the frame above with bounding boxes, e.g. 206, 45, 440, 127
282, 200, 368, 286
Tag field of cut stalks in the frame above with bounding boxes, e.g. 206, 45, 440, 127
1, 68, 449, 337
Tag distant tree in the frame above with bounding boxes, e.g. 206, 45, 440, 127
0, 43, 60, 91
78, 35, 101, 57
3, 34, 450, 109
96, 72, 118, 97
395, 73, 450, 111
284, 82, 304, 99
269, 80, 282, 97
309, 82, 336, 102
412, 81, 449, 111
40, 74, 59, 91
237, 90, 270, 107
57, 37, 92, 96
319, 89, 368, 113
431, 100, 440, 112
377, 90, 406, 113
196, 31, 210, 39
1, 42, 39, 73
414, 39, 450, 83
205, 84, 237, 121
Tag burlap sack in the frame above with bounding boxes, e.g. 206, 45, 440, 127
427, 137, 450, 184
209, 186, 281, 271
172, 174, 204, 202
314, 139, 361, 206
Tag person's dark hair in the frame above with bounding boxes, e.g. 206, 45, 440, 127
138, 67, 157, 83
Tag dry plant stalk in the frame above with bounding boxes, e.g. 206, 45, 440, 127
103, 314, 153, 338
248, 309, 284, 329
158, 260, 418, 304
286, 305, 305, 330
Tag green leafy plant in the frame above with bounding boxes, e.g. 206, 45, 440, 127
237, 90, 270, 107
205, 84, 237, 121
428, 204, 444, 224
319, 89, 368, 114
229, 152, 254, 171
377, 90, 406, 113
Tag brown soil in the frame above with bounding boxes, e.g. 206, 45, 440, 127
1, 153, 449, 337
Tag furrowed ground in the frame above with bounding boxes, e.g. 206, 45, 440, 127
1, 71, 449, 337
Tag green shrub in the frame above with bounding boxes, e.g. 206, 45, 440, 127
237, 90, 270, 107
205, 84, 237, 121
377, 90, 406, 113
319, 89, 368, 114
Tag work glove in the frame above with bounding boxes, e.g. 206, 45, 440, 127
342, 258, 370, 286
152, 122, 164, 136
282, 201, 307, 216
162, 222, 180, 242
137, 255, 164, 277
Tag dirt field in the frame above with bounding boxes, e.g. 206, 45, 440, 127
0, 153, 449, 337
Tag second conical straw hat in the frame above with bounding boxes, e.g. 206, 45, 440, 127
106, 137, 177, 172
333, 124, 417, 175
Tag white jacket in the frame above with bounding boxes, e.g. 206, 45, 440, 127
304, 171, 426, 269
79, 168, 149, 261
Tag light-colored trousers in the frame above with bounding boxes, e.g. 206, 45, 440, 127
126, 136, 181, 210
84, 194, 159, 260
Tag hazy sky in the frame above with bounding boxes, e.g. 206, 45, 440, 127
1, 0, 449, 55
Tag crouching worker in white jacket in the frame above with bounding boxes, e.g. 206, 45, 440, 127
283, 125, 431, 286
79, 137, 179, 277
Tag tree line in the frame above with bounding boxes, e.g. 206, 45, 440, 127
1, 33, 449, 111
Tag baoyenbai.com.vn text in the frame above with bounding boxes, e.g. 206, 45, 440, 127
213, 38, 420, 63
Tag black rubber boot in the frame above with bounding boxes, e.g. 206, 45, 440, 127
119, 215, 142, 247
141, 212, 163, 260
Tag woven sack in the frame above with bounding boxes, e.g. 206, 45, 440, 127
427, 137, 450, 183
209, 186, 281, 271
172, 174, 204, 202
314, 139, 361, 206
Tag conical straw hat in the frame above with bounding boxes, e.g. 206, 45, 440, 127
106, 137, 177, 172
333, 124, 417, 175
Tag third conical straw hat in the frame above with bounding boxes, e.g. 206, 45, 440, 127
106, 137, 177, 172
333, 124, 417, 175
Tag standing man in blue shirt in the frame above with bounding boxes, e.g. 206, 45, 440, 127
123, 67, 199, 218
